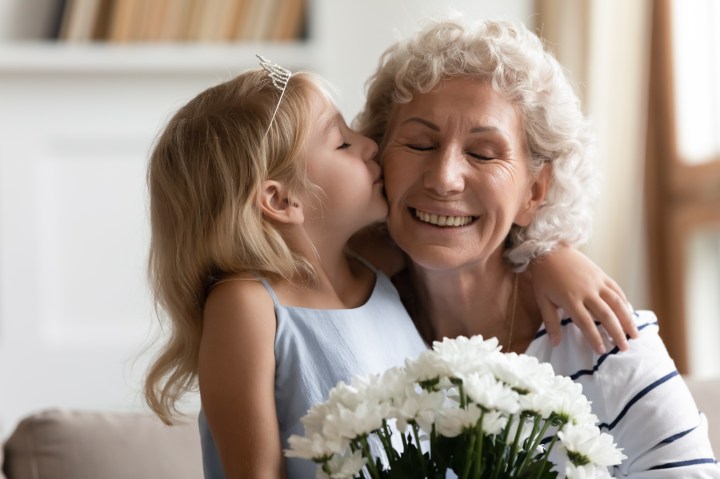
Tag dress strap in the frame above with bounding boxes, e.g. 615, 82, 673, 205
259, 278, 281, 308
345, 249, 379, 273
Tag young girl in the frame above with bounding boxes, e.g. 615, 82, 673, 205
144, 58, 635, 479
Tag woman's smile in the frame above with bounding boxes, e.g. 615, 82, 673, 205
411, 208, 476, 227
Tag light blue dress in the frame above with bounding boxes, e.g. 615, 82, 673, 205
198, 264, 428, 478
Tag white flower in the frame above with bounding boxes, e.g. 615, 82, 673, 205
490, 352, 555, 393
287, 334, 624, 479
375, 367, 411, 402
432, 335, 500, 377
404, 349, 456, 384
395, 388, 445, 432
286, 432, 344, 460
559, 424, 626, 468
326, 380, 367, 410
302, 402, 334, 436
462, 371, 520, 414
321, 450, 366, 479
480, 409, 508, 436
322, 401, 391, 441
434, 403, 483, 437
545, 376, 593, 423
565, 462, 613, 479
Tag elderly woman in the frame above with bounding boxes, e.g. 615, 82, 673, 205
354, 18, 719, 477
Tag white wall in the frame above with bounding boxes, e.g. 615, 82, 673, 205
0, 0, 534, 438
310, 0, 533, 120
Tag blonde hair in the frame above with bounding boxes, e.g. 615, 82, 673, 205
355, 18, 599, 269
144, 69, 327, 423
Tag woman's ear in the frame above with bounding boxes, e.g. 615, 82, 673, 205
514, 162, 552, 227
258, 180, 304, 224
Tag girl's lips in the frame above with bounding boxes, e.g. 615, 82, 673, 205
410, 207, 477, 227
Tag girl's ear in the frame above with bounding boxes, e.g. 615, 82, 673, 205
258, 180, 304, 224
514, 162, 552, 227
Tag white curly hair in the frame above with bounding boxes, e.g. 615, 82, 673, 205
354, 17, 599, 269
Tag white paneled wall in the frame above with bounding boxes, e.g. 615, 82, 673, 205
0, 0, 533, 437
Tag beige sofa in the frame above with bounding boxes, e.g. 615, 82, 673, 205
1, 378, 718, 478
685, 376, 720, 454
1, 409, 202, 479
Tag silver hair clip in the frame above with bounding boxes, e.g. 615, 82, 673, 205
257, 54, 292, 135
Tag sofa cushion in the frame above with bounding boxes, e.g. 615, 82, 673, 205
685, 376, 720, 454
2, 408, 202, 479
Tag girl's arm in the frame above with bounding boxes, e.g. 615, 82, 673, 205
198, 279, 284, 479
529, 245, 638, 354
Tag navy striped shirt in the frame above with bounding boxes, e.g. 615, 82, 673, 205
526, 310, 719, 477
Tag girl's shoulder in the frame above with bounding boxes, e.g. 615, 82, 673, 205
204, 275, 276, 329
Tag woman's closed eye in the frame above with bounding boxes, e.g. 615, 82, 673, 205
466, 151, 496, 161
337, 142, 351, 150
406, 144, 434, 151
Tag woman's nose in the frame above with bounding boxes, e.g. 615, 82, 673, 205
423, 146, 465, 196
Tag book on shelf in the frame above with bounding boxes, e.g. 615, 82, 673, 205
270, 0, 306, 41
107, 0, 143, 42
58, 0, 113, 41
53, 0, 308, 43
156, 0, 193, 42
188, 0, 239, 42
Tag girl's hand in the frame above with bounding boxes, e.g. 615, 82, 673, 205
529, 245, 638, 354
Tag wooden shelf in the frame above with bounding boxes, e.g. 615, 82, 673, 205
0, 41, 316, 73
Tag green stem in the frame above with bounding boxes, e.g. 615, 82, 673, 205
489, 414, 514, 479
430, 423, 438, 468
515, 415, 542, 475
400, 427, 408, 453
534, 433, 560, 479
472, 411, 486, 479
459, 385, 467, 408
506, 413, 527, 474
527, 419, 553, 460
411, 422, 427, 472
360, 436, 382, 479
378, 420, 397, 463
460, 431, 477, 479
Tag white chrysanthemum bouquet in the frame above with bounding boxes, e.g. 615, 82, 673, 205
287, 335, 625, 479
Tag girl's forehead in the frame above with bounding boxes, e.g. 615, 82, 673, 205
307, 89, 341, 124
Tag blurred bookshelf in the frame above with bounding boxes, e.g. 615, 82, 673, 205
57, 0, 308, 44
0, 0, 312, 73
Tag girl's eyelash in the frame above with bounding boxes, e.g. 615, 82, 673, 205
338, 142, 351, 149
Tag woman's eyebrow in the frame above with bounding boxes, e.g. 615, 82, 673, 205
401, 117, 503, 135
401, 117, 439, 130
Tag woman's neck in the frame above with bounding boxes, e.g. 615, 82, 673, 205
404, 257, 542, 353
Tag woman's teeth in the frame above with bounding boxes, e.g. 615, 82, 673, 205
414, 209, 474, 227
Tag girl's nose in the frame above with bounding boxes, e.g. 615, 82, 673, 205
361, 135, 379, 162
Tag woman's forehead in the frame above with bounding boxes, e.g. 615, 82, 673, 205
391, 78, 522, 133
